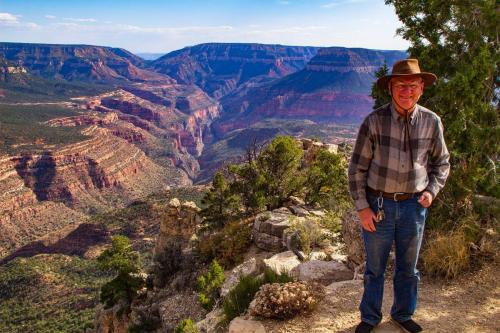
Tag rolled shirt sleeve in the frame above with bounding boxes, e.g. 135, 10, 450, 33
425, 116, 450, 198
348, 117, 373, 211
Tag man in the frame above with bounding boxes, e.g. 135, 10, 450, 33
348, 59, 450, 333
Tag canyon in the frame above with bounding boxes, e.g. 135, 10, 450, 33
0, 42, 406, 259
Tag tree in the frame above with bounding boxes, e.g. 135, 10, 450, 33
257, 136, 304, 209
304, 149, 350, 209
370, 62, 392, 109
97, 235, 144, 309
384, 0, 499, 229
200, 171, 240, 228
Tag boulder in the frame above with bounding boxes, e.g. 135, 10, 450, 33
290, 259, 353, 285
228, 317, 266, 333
263, 251, 301, 275
221, 258, 259, 297
252, 210, 295, 251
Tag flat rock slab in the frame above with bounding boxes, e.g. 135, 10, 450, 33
373, 321, 406, 333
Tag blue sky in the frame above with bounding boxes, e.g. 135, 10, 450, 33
0, 0, 409, 54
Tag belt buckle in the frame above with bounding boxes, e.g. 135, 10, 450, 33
393, 192, 406, 201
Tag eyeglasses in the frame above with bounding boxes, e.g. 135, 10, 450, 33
391, 83, 422, 91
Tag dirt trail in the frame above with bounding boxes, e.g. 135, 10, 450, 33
260, 261, 499, 333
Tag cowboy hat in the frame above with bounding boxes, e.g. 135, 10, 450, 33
377, 58, 437, 90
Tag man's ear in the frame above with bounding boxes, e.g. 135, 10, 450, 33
388, 84, 392, 96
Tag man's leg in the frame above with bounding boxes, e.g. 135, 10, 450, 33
391, 197, 426, 322
359, 196, 395, 326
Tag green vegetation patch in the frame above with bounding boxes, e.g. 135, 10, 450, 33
0, 254, 112, 333
0, 104, 88, 154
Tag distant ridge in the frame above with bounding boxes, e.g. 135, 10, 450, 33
216, 46, 407, 132
150, 42, 320, 98
0, 42, 172, 82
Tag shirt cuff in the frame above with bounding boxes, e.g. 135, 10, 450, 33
354, 197, 370, 211
424, 185, 438, 199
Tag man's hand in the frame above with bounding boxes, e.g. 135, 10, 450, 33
418, 191, 433, 208
358, 207, 377, 232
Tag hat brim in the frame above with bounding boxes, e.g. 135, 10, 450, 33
377, 72, 437, 90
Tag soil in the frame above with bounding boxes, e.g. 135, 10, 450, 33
258, 261, 500, 333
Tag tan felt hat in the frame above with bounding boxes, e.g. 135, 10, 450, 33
377, 58, 437, 90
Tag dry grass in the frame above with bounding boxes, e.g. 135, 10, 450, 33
422, 232, 471, 279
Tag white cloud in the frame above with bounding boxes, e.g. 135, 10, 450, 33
0, 12, 20, 25
25, 22, 41, 29
322, 0, 365, 8
45, 15, 56, 19
64, 17, 97, 22
249, 26, 327, 34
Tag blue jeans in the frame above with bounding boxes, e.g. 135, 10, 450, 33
360, 194, 427, 325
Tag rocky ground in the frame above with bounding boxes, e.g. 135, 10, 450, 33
258, 260, 499, 333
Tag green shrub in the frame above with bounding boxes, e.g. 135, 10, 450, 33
318, 210, 343, 234
222, 269, 293, 322
287, 217, 325, 258
197, 221, 252, 268
197, 260, 225, 310
173, 318, 200, 333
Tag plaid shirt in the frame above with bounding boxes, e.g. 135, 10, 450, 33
348, 103, 450, 211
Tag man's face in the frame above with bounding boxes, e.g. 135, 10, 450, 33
389, 76, 424, 112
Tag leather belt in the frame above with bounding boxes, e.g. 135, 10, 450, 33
366, 187, 418, 201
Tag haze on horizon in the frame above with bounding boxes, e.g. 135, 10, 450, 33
0, 0, 408, 54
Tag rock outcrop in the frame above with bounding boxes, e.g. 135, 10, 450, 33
154, 198, 201, 257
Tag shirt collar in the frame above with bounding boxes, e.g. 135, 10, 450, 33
391, 103, 419, 125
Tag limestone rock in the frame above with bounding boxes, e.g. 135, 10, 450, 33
252, 210, 295, 252
263, 251, 301, 275
228, 317, 266, 333
154, 198, 201, 256
290, 259, 353, 285
221, 258, 259, 297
